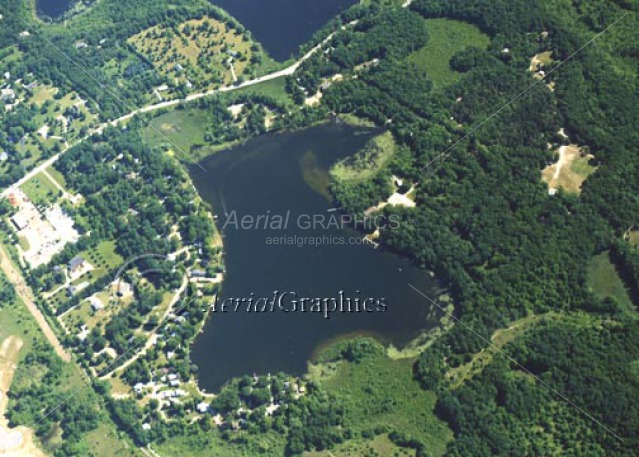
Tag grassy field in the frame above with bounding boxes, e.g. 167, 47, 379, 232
143, 107, 210, 153
305, 434, 415, 457
20, 172, 61, 206
233, 75, 292, 104
541, 145, 597, 195
407, 18, 490, 88
156, 431, 287, 457
339, 113, 376, 128
143, 106, 247, 161
46, 165, 68, 190
587, 251, 635, 314
315, 343, 452, 457
84, 240, 124, 271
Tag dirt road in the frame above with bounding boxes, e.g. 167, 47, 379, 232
0, 245, 71, 362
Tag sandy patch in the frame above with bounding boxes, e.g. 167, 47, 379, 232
365, 178, 417, 215
529, 51, 552, 74
542, 144, 596, 195
0, 336, 47, 457
227, 103, 244, 119
530, 52, 554, 90
264, 114, 275, 130
387, 192, 416, 207
304, 91, 322, 107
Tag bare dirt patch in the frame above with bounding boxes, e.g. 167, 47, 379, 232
529, 51, 553, 74
541, 144, 597, 195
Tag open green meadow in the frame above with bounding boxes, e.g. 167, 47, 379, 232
407, 18, 490, 87
587, 251, 635, 315
233, 76, 292, 104
314, 340, 453, 457
143, 108, 210, 154
20, 172, 61, 206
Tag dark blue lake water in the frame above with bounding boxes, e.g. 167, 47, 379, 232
36, 0, 73, 18
190, 124, 440, 390
211, 0, 357, 61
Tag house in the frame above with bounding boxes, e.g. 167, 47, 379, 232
169, 379, 181, 387
117, 281, 132, 297
88, 296, 104, 311
66, 285, 77, 297
134, 383, 144, 393
68, 256, 86, 274
190, 269, 206, 278
0, 88, 15, 102
167, 373, 179, 381
196, 402, 210, 413
1, 151, 10, 162
141, 423, 151, 431
19, 30, 30, 38
77, 325, 89, 341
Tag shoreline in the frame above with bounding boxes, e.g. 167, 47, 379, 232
184, 121, 447, 394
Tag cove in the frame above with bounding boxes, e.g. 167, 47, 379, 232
190, 123, 441, 391
36, 0, 74, 19
211, 0, 357, 61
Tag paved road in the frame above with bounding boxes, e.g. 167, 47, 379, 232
0, 27, 345, 365
0, 31, 336, 198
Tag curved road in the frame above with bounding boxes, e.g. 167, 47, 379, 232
0, 32, 337, 198
0, 27, 342, 370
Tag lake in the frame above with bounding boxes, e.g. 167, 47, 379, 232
190, 123, 441, 391
211, 0, 357, 61
36, 0, 73, 19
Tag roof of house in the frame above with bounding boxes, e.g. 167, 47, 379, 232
69, 256, 85, 270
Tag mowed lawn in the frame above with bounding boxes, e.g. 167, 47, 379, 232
407, 18, 490, 88
143, 108, 210, 153
233, 75, 292, 104
20, 172, 61, 205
